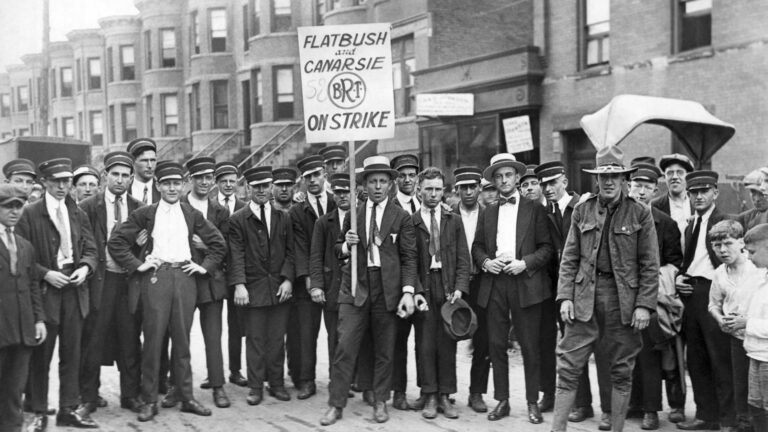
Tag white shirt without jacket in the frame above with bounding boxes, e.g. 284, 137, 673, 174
744, 268, 768, 362
151, 200, 191, 262
420, 205, 442, 269
708, 258, 762, 339
496, 191, 519, 261
105, 189, 129, 273
46, 191, 73, 267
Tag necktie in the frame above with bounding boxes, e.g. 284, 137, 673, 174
224, 196, 231, 215
410, 198, 416, 214
6, 228, 17, 276
56, 204, 71, 259
315, 195, 324, 217
499, 195, 517, 206
553, 203, 564, 232
683, 216, 701, 270
142, 185, 148, 204
429, 208, 441, 262
368, 203, 379, 263
114, 194, 123, 232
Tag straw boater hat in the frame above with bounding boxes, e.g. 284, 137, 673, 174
582, 146, 638, 175
359, 156, 399, 180
482, 153, 526, 181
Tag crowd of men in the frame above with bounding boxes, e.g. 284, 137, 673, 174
1, 137, 768, 432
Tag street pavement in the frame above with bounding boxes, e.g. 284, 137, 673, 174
30, 307, 694, 431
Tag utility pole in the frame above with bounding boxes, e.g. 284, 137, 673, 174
40, 0, 50, 135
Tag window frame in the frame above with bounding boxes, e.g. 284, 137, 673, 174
211, 80, 229, 129
273, 66, 294, 120
162, 93, 179, 136
89, 110, 103, 145
144, 30, 152, 70
87, 57, 102, 90
106, 47, 114, 83
61, 67, 73, 97
391, 36, 415, 117
191, 11, 201, 55
122, 103, 137, 142
17, 86, 29, 112
579, 0, 611, 69
160, 28, 177, 68
62, 116, 75, 138
120, 45, 136, 81
673, 0, 712, 53
209, 8, 228, 53
252, 68, 263, 123
0, 93, 10, 117
271, 0, 292, 33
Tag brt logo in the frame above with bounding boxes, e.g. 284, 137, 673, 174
328, 72, 366, 109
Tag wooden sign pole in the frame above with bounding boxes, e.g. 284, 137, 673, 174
348, 140, 357, 297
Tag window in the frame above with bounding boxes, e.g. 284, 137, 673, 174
162, 94, 178, 136
315, 0, 326, 25
146, 95, 154, 136
210, 9, 227, 52
122, 104, 137, 142
243, 4, 249, 49
0, 94, 9, 117
252, 0, 261, 36
63, 117, 75, 137
109, 105, 116, 143
252, 69, 263, 123
87, 58, 101, 89
192, 83, 201, 131
392, 36, 415, 116
191, 11, 200, 55
61, 67, 73, 97
75, 59, 82, 92
17, 86, 29, 111
676, 0, 712, 52
583, 0, 610, 67
274, 67, 294, 120
211, 80, 229, 128
144, 30, 152, 69
106, 47, 114, 82
161, 29, 176, 67
272, 0, 292, 32
120, 45, 135, 80
90, 111, 103, 145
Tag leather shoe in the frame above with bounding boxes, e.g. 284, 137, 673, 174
568, 406, 595, 422
97, 396, 107, 408
373, 401, 389, 423
161, 388, 179, 408
363, 390, 375, 406
320, 406, 342, 426
408, 394, 427, 411
598, 412, 612, 431
200, 377, 212, 390
56, 405, 98, 428
246, 388, 263, 406
538, 392, 555, 412
181, 399, 212, 416
137, 403, 158, 422
642, 412, 660, 430
468, 393, 487, 413
297, 381, 316, 400
422, 394, 438, 419
81, 401, 98, 414
229, 371, 248, 387
439, 394, 459, 419
120, 397, 144, 413
676, 418, 720, 430
26, 413, 47, 432
213, 387, 230, 408
487, 400, 510, 421
350, 383, 362, 392
392, 391, 408, 410
528, 402, 543, 424
267, 385, 290, 401
669, 408, 687, 424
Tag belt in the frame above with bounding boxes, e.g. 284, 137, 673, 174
158, 261, 189, 269
429, 268, 442, 273
596, 270, 614, 278
367, 267, 381, 272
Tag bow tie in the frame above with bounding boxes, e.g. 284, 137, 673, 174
498, 196, 517, 206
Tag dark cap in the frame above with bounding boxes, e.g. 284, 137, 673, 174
38, 158, 73, 179
297, 155, 324, 177
126, 138, 157, 157
453, 166, 482, 187
3, 158, 36, 179
154, 161, 184, 183
440, 298, 478, 341
630, 162, 662, 183
319, 145, 347, 163
631, 156, 656, 166
519, 164, 538, 182
391, 154, 420, 171
73, 165, 101, 184
481, 178, 496, 191
686, 170, 719, 191
104, 151, 134, 172
0, 184, 28, 206
214, 161, 238, 180
243, 166, 273, 186
272, 167, 298, 185
659, 153, 694, 173
330, 173, 350, 192
535, 161, 566, 183
185, 156, 216, 177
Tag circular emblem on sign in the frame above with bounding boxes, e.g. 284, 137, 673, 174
327, 72, 367, 110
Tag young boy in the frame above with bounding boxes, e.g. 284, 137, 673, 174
741, 223, 768, 431
708, 220, 763, 430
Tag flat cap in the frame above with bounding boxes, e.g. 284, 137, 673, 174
154, 161, 184, 183
686, 170, 719, 191
273, 167, 298, 185
519, 164, 538, 182
38, 158, 73, 179
659, 153, 694, 173
0, 184, 28, 206
185, 157, 216, 177
3, 159, 36, 179
103, 151, 134, 172
453, 166, 482, 187
319, 145, 347, 163
243, 166, 273, 186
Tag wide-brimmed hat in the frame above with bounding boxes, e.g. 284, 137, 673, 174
582, 146, 637, 175
535, 161, 566, 184
482, 153, 526, 181
659, 153, 694, 173
359, 156, 399, 180
441, 298, 478, 341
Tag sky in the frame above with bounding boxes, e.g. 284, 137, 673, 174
0, 0, 138, 72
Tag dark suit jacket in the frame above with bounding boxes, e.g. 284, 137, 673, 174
736, 208, 768, 232
652, 207, 683, 268
651, 193, 694, 216
107, 201, 227, 313
680, 206, 730, 274
181, 194, 230, 304
412, 208, 471, 299
472, 197, 554, 309
310, 209, 344, 310
128, 179, 161, 204
79, 192, 143, 312
17, 194, 98, 323
290, 192, 336, 294
0, 232, 44, 348
547, 192, 581, 255
227, 204, 295, 307
337, 199, 419, 312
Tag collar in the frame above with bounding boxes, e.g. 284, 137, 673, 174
157, 199, 181, 213
397, 190, 416, 204
420, 205, 442, 219
105, 189, 124, 204
187, 192, 208, 207
134, 177, 152, 186
249, 200, 271, 216
695, 204, 716, 222
367, 197, 389, 209
0, 222, 11, 233
45, 191, 65, 207
598, 192, 624, 211
556, 193, 571, 210
460, 203, 479, 214
218, 191, 233, 203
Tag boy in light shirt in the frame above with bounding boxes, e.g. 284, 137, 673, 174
708, 220, 763, 431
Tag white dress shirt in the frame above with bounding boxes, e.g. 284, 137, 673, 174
744, 269, 768, 361
105, 189, 129, 273
396, 190, 420, 215
250, 201, 271, 235
669, 194, 691, 249
337, 208, 347, 232
151, 200, 192, 262
496, 192, 520, 261
460, 204, 479, 273
218, 192, 236, 215
365, 197, 387, 267
131, 178, 155, 204
687, 205, 716, 279
0, 222, 12, 249
556, 193, 572, 217
187, 193, 209, 220
708, 258, 762, 339
46, 191, 73, 267
309, 190, 328, 218
421, 206, 442, 269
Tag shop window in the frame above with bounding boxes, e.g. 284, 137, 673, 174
122, 104, 137, 142
419, 116, 499, 177
90, 111, 103, 146
392, 36, 415, 117
210, 9, 228, 52
0, 94, 9, 117
274, 66, 294, 120
675, 0, 712, 52
191, 11, 200, 55
61, 67, 73, 97
582, 0, 610, 68
211, 80, 229, 129
63, 117, 75, 138
161, 29, 177, 67
272, 0, 292, 33
144, 30, 152, 69
252, 69, 263, 123
88, 58, 101, 90
17, 86, 28, 112
162, 94, 179, 136
120, 45, 135, 80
